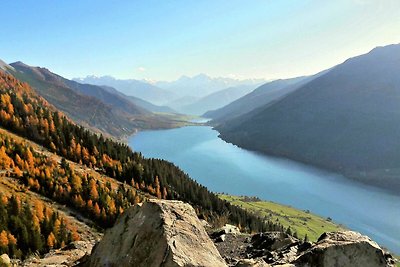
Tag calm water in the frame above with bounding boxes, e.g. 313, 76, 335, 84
129, 126, 400, 254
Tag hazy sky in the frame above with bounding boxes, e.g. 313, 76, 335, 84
1, 1, 399, 81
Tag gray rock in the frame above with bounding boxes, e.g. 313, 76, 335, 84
221, 224, 240, 235
294, 231, 395, 267
84, 199, 227, 267
234, 258, 270, 267
212, 224, 241, 245
215, 230, 395, 267
216, 234, 227, 242
248, 232, 298, 259
21, 240, 95, 266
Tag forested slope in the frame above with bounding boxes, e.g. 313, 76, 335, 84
7, 62, 180, 137
0, 71, 287, 258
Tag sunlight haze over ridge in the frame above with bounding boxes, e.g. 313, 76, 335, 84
1, 0, 399, 81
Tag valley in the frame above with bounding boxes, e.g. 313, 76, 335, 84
1, 2, 399, 266
0, 70, 277, 263
1, 44, 400, 264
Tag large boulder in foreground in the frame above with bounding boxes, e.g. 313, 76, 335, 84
85, 199, 227, 267
294, 231, 395, 267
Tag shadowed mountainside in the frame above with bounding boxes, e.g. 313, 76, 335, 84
74, 75, 177, 106
217, 44, 400, 192
178, 84, 257, 115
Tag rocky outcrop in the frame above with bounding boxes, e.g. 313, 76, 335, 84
294, 231, 395, 267
84, 199, 227, 267
78, 199, 395, 267
215, 231, 395, 267
249, 232, 298, 257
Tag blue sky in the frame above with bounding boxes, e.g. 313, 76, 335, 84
1, 0, 399, 80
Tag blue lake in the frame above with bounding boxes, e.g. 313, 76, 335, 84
129, 126, 400, 254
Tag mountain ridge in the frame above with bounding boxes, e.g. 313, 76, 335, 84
216, 44, 400, 193
76, 74, 266, 110
175, 84, 257, 115
74, 75, 177, 106
204, 70, 331, 121
156, 73, 266, 99
5, 61, 182, 137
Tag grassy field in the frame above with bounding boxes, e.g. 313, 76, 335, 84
219, 194, 343, 241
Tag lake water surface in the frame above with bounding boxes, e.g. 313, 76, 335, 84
129, 126, 400, 253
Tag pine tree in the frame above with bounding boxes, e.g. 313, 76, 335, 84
47, 232, 56, 248
0, 230, 9, 248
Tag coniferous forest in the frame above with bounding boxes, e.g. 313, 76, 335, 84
0, 193, 77, 259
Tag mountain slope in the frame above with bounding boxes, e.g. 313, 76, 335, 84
0, 69, 276, 240
0, 59, 14, 71
178, 84, 257, 115
99, 85, 177, 113
74, 75, 176, 105
217, 44, 400, 192
7, 62, 178, 137
63, 80, 148, 116
127, 95, 177, 113
204, 76, 312, 121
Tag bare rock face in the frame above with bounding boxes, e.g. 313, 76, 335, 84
294, 231, 395, 267
84, 199, 227, 267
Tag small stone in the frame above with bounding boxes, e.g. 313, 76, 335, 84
234, 258, 270, 267
217, 234, 226, 242
221, 224, 240, 235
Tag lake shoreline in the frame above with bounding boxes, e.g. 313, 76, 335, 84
129, 125, 400, 254
215, 127, 399, 197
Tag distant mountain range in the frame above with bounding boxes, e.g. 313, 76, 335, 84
215, 44, 400, 192
156, 73, 265, 99
74, 75, 177, 106
75, 74, 265, 115
1, 61, 183, 137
